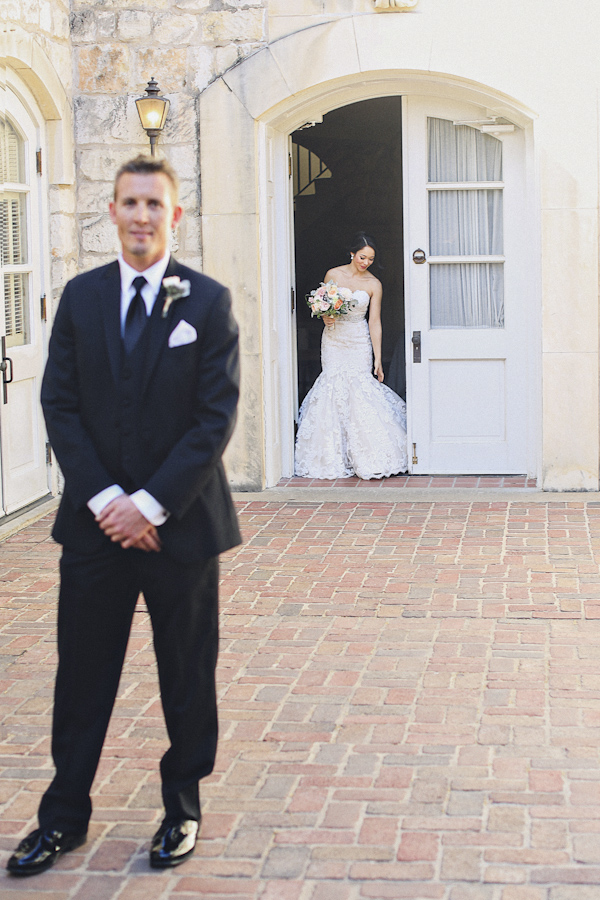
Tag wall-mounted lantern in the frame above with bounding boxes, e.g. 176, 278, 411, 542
135, 77, 170, 157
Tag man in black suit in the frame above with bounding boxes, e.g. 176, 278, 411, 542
7, 156, 241, 876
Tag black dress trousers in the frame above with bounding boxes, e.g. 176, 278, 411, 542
38, 545, 219, 833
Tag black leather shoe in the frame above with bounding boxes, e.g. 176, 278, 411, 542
7, 828, 87, 876
150, 818, 199, 868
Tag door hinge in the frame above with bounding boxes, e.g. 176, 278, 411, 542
412, 442, 418, 465
46, 442, 52, 465
291, 286, 295, 312
288, 153, 292, 178
40, 294, 47, 322
36, 149, 42, 176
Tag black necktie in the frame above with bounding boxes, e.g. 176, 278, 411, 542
123, 276, 148, 354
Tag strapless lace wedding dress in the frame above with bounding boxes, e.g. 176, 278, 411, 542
295, 290, 408, 480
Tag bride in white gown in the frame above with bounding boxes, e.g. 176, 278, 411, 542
295, 233, 408, 480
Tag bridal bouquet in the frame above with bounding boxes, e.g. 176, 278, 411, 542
306, 281, 355, 320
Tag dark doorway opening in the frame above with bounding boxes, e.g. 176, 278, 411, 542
292, 96, 405, 408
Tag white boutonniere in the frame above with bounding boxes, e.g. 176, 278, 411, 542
161, 276, 191, 318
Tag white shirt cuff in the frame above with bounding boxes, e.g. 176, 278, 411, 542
88, 484, 125, 517
131, 489, 170, 526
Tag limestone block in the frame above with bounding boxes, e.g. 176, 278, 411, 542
224, 352, 265, 491
154, 13, 199, 45
201, 213, 261, 356
50, 214, 77, 257
269, 18, 359, 94
135, 48, 187, 92
201, 10, 266, 45
72, 0, 170, 8
268, 16, 331, 42
77, 181, 114, 215
47, 44, 72, 88
542, 351, 599, 491
214, 45, 240, 77
70, 8, 96, 43
327, 0, 365, 10
541, 209, 598, 354
79, 255, 117, 273
174, 0, 210, 8
97, 12, 117, 39
48, 186, 76, 216
162, 93, 198, 144
52, 6, 71, 40
199, 78, 257, 216
21, 0, 39, 26
354, 9, 434, 72
189, 45, 214, 92
40, 1, 52, 33
164, 145, 199, 185
4, 0, 20, 19
78, 148, 140, 181
223, 47, 291, 120
269, 0, 323, 13
80, 215, 119, 255
75, 96, 141, 144
78, 45, 130, 93
178, 179, 200, 214
178, 256, 202, 272
183, 214, 201, 255
118, 10, 153, 42
52, 258, 79, 294
223, 0, 265, 7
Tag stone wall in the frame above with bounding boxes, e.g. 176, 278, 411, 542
70, 0, 268, 275
4, 0, 77, 306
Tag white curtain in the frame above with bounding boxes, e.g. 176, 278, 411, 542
428, 118, 502, 182
428, 119, 504, 328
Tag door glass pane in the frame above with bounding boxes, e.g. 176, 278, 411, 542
4, 273, 29, 347
1, 193, 28, 265
0, 118, 25, 184
430, 264, 504, 328
429, 190, 503, 256
428, 117, 502, 182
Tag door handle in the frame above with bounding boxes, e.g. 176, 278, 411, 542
411, 330, 421, 363
412, 248, 426, 264
0, 336, 13, 404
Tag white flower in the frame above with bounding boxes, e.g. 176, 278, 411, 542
162, 276, 191, 317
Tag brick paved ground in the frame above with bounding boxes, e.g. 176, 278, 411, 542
2, 497, 600, 899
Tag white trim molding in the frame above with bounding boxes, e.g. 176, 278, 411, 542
374, 0, 419, 9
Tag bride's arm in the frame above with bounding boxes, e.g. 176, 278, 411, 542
368, 282, 384, 382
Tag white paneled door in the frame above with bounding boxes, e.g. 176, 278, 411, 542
0, 88, 49, 514
403, 97, 531, 474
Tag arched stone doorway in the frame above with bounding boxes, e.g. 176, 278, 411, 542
199, 16, 538, 491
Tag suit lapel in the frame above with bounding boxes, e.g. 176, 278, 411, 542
141, 256, 186, 393
99, 261, 122, 385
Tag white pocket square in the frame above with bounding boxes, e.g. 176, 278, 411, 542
168, 320, 197, 348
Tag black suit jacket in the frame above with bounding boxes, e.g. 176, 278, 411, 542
41, 257, 241, 563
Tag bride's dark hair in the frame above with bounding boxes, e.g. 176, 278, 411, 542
348, 232, 382, 270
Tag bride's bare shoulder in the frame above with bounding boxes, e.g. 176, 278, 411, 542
325, 265, 348, 280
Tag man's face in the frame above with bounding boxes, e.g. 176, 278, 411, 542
109, 172, 183, 271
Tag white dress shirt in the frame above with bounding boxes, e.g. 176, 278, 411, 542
87, 252, 171, 527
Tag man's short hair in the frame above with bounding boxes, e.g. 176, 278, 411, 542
114, 155, 179, 201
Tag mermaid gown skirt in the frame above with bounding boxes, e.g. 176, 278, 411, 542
294, 290, 408, 480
